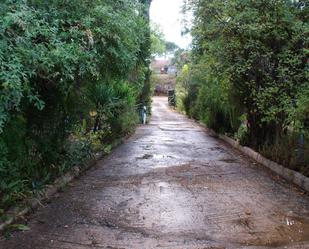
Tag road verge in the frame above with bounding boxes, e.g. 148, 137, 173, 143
0, 137, 126, 232
197, 121, 309, 192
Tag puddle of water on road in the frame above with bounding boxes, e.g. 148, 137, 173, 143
153, 154, 175, 160
136, 154, 153, 160
136, 154, 175, 160
140, 180, 195, 232
159, 125, 195, 131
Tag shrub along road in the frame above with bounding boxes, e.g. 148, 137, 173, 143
1, 97, 309, 249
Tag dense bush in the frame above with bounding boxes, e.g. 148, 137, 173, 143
178, 0, 309, 174
0, 0, 152, 210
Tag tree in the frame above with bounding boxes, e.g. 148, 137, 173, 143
178, 0, 309, 171
150, 23, 166, 57
0, 0, 153, 210
165, 41, 179, 55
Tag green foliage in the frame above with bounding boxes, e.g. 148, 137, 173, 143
261, 132, 309, 176
151, 23, 166, 57
0, 0, 152, 210
171, 49, 190, 71
165, 41, 179, 54
150, 22, 180, 57
176, 64, 191, 113
179, 0, 309, 174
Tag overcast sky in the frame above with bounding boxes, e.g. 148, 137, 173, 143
150, 0, 191, 49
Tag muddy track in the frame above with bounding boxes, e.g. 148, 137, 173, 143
1, 97, 309, 249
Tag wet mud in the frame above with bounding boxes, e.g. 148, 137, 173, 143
1, 97, 309, 249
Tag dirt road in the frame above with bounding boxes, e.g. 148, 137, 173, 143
1, 96, 309, 249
